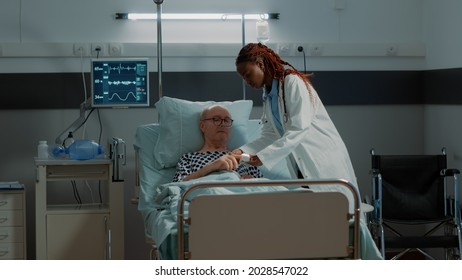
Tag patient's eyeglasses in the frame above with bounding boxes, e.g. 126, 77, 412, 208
201, 117, 234, 127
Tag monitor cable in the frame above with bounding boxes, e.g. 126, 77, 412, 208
297, 46, 307, 74
79, 50, 88, 102
97, 108, 102, 144
71, 180, 82, 205
74, 107, 95, 132
79, 48, 89, 139
95, 47, 101, 59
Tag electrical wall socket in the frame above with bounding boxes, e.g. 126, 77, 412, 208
109, 43, 123, 56
386, 44, 398, 56
310, 44, 323, 56
278, 43, 292, 56
296, 45, 307, 54
91, 43, 105, 56
73, 43, 88, 56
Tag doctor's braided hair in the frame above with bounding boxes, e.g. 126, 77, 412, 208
235, 43, 314, 107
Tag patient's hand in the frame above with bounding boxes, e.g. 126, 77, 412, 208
211, 154, 239, 171
240, 174, 255, 179
231, 150, 262, 166
184, 154, 239, 181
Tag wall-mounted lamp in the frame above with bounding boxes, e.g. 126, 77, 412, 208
116, 9, 279, 101
115, 13, 279, 21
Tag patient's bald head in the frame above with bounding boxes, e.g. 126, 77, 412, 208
199, 105, 233, 149
200, 105, 229, 120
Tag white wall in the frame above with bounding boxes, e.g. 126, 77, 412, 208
423, 0, 462, 69
423, 0, 462, 192
0, 0, 446, 260
0, 0, 426, 72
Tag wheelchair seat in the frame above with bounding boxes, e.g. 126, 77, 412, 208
369, 148, 462, 260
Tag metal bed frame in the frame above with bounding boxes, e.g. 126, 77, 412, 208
177, 179, 361, 260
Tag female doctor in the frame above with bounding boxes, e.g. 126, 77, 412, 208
234, 43, 360, 210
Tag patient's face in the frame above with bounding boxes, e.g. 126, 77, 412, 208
200, 106, 232, 145
236, 61, 265, 89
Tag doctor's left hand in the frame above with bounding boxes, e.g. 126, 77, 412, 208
231, 149, 262, 166
230, 149, 243, 155
246, 155, 262, 166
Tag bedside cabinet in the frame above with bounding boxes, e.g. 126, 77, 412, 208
34, 159, 124, 260
0, 189, 26, 260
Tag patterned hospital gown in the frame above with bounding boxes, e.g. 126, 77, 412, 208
173, 151, 263, 182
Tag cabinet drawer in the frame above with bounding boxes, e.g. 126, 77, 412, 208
0, 227, 24, 243
0, 243, 24, 259
0, 210, 24, 226
0, 194, 23, 210
46, 164, 109, 180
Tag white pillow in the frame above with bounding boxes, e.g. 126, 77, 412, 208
154, 97, 253, 169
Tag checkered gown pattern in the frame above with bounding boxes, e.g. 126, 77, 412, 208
173, 151, 263, 182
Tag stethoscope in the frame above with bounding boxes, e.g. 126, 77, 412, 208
260, 90, 289, 125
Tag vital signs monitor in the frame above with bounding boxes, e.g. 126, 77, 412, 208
91, 58, 149, 108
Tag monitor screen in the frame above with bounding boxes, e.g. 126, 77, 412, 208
91, 58, 149, 108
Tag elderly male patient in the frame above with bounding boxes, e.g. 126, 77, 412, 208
173, 105, 262, 182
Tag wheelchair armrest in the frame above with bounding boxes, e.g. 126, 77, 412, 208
440, 168, 460, 176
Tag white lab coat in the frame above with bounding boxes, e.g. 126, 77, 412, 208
240, 74, 360, 212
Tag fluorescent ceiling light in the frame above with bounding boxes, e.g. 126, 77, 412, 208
115, 13, 279, 21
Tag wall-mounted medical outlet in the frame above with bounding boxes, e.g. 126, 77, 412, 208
109, 43, 123, 56
91, 43, 106, 56
310, 44, 323, 56
73, 43, 89, 56
278, 43, 292, 56
386, 44, 398, 56
295, 44, 311, 55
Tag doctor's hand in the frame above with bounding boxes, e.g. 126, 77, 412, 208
230, 149, 243, 155
247, 155, 262, 166
230, 149, 262, 166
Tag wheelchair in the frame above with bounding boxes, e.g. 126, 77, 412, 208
369, 148, 462, 260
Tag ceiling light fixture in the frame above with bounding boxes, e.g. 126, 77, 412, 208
115, 13, 279, 21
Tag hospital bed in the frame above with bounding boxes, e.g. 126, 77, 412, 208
133, 97, 382, 260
